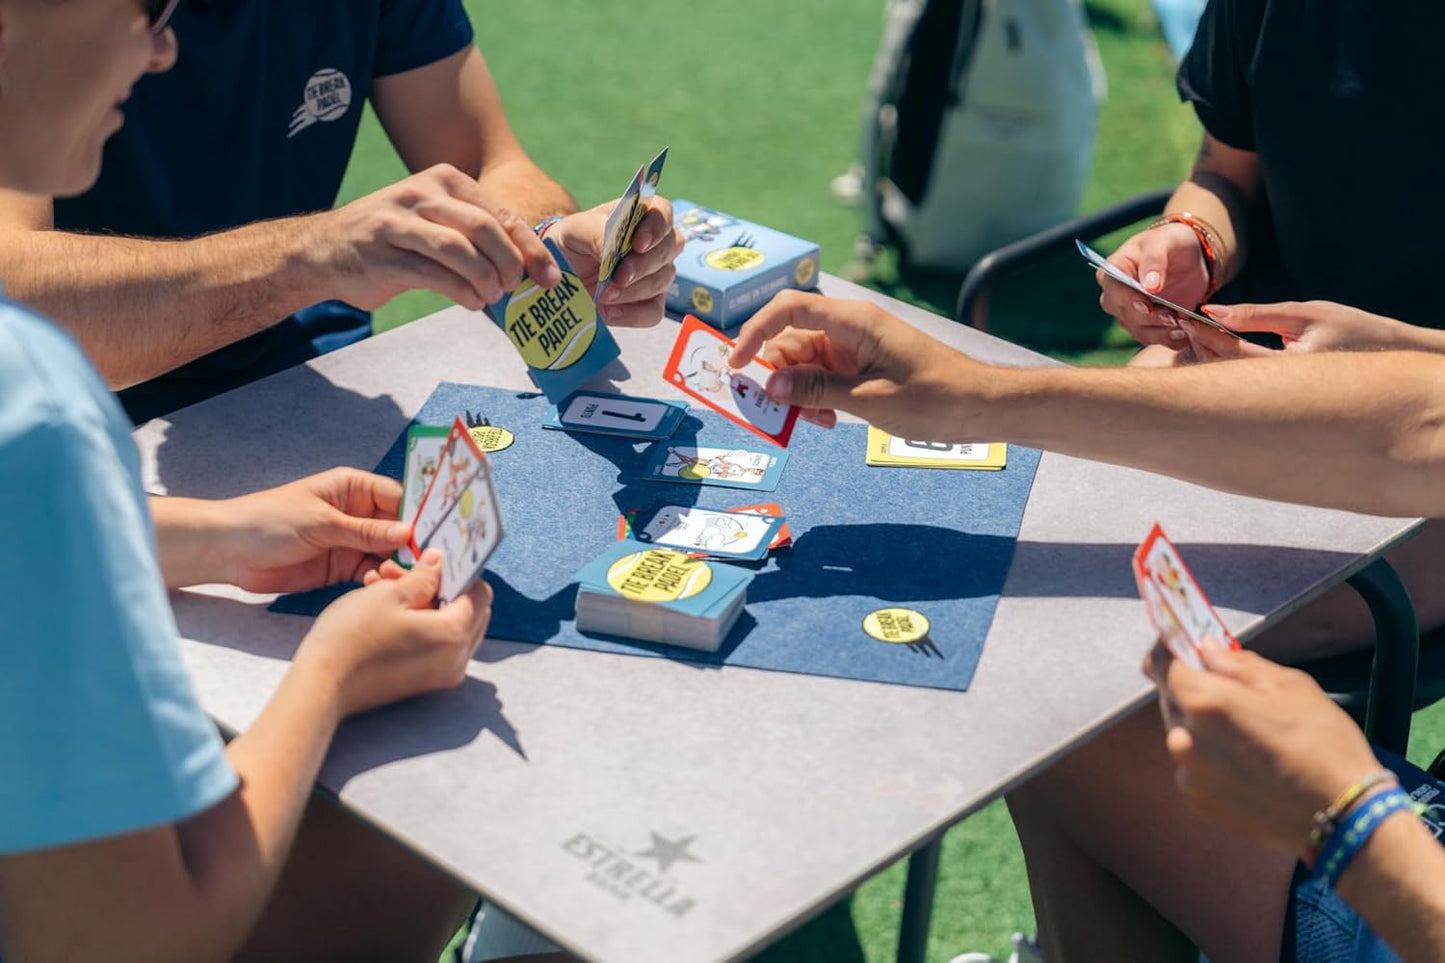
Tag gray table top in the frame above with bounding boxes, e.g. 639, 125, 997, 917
134, 277, 1421, 962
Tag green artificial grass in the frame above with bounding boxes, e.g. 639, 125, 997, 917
333, 3, 1445, 960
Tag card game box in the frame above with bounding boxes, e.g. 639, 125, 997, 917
666, 201, 820, 329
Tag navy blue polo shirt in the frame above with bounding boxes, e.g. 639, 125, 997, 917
56, 0, 474, 423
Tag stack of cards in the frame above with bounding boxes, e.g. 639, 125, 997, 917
1133, 523, 1240, 668
575, 541, 753, 651
397, 417, 505, 602
542, 390, 687, 441
865, 427, 1007, 470
484, 238, 620, 403
596, 148, 669, 303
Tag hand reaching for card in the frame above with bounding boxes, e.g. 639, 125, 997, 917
549, 195, 683, 326
728, 291, 978, 441
219, 468, 412, 594
297, 549, 492, 717
1142, 641, 1384, 857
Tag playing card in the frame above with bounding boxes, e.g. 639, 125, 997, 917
865, 427, 1006, 470
729, 502, 792, 549
1076, 239, 1243, 340
542, 390, 687, 440
407, 417, 486, 560
420, 449, 504, 603
596, 147, 669, 302
633, 504, 785, 561
395, 424, 451, 566
1133, 523, 1240, 668
640, 444, 788, 491
662, 313, 800, 446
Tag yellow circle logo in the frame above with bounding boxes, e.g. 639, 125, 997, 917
459, 488, 475, 519
468, 425, 514, 453
501, 272, 597, 371
862, 608, 931, 645
795, 256, 817, 286
606, 550, 714, 603
691, 287, 714, 313
704, 247, 766, 272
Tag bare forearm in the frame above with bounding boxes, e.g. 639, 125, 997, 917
475, 156, 576, 226
1335, 812, 1445, 960
172, 661, 344, 959
974, 352, 1445, 517
0, 218, 324, 389
149, 496, 239, 589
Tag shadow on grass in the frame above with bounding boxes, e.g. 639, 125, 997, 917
1084, 0, 1133, 34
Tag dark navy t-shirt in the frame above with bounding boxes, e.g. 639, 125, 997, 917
55, 0, 474, 422
1176, 0, 1445, 328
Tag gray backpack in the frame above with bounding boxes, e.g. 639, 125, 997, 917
858, 0, 1104, 272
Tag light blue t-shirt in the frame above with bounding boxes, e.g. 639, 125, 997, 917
0, 295, 237, 854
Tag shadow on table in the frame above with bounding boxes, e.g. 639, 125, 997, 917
748, 524, 1020, 604
174, 591, 530, 773
321, 675, 527, 790
1005, 540, 1361, 613
152, 366, 413, 499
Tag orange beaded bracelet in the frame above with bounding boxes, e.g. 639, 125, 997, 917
1148, 212, 1226, 303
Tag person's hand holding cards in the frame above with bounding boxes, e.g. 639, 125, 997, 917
728, 290, 979, 442
547, 148, 682, 326
1089, 221, 1217, 350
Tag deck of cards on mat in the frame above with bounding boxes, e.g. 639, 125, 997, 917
1133, 523, 1240, 668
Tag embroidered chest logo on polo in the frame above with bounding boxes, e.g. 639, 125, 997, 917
288, 68, 352, 138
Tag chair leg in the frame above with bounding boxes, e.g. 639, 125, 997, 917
898, 835, 943, 963
1346, 559, 1420, 755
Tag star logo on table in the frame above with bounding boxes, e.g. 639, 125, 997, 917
635, 832, 702, 875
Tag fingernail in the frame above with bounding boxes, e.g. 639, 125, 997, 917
601, 287, 620, 304
1169, 328, 1187, 341
768, 371, 794, 403
1203, 304, 1229, 319
1133, 300, 1149, 314
1143, 271, 1162, 291
618, 265, 635, 286
421, 549, 442, 566
386, 522, 410, 542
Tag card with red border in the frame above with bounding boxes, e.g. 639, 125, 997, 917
1133, 523, 1240, 669
729, 502, 792, 550
407, 416, 486, 560
662, 314, 799, 447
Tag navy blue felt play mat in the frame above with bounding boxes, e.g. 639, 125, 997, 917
277, 382, 1041, 691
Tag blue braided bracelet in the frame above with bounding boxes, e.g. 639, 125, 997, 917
1310, 785, 1414, 889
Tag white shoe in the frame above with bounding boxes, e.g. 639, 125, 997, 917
829, 162, 864, 206
949, 933, 1041, 963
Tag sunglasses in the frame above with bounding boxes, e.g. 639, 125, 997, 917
145, 0, 181, 33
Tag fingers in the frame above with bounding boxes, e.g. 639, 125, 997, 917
320, 507, 411, 556
386, 217, 506, 306
601, 292, 668, 328
763, 363, 857, 410
1100, 279, 1179, 346
392, 550, 443, 609
731, 291, 871, 369
1182, 319, 1275, 362
427, 578, 494, 667
799, 407, 838, 429
432, 166, 560, 289
631, 197, 675, 253
1201, 302, 1308, 338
